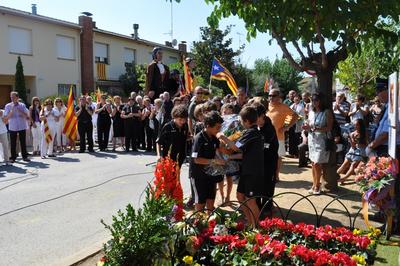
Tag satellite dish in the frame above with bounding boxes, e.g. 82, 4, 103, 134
172, 39, 178, 46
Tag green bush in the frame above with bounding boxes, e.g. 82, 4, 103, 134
101, 188, 176, 265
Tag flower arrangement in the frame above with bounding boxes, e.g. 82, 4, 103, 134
355, 156, 397, 193
176, 214, 379, 266
355, 157, 398, 217
153, 156, 184, 221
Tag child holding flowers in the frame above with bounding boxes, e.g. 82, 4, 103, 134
218, 105, 265, 227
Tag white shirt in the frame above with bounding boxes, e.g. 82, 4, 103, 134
350, 103, 367, 123
54, 106, 67, 123
42, 108, 59, 125
157, 62, 165, 75
0, 110, 7, 135
291, 102, 305, 133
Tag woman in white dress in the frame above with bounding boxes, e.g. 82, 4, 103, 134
54, 98, 67, 153
302, 94, 333, 195
40, 99, 59, 158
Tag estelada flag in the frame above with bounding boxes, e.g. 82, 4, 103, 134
211, 58, 238, 96
63, 86, 78, 141
43, 118, 52, 144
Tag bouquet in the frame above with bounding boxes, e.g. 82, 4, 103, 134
355, 156, 398, 216
204, 153, 240, 176
355, 156, 397, 193
221, 114, 244, 141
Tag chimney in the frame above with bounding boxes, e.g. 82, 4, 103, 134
79, 15, 95, 94
31, 4, 37, 15
178, 41, 187, 53
133, 24, 139, 40
165, 41, 172, 47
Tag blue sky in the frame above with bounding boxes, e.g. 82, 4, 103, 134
1, 0, 285, 68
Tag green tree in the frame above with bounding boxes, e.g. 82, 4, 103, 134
181, 0, 400, 105
337, 35, 400, 99
15, 56, 27, 103
253, 58, 303, 96
119, 63, 146, 96
191, 25, 244, 95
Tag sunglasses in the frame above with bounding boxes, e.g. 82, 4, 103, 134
268, 94, 279, 98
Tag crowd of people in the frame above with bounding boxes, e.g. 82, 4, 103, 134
1, 47, 398, 227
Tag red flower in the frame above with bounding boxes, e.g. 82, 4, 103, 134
236, 221, 245, 231
290, 245, 312, 262
229, 237, 247, 250
208, 219, 217, 229
261, 240, 287, 258
355, 236, 371, 249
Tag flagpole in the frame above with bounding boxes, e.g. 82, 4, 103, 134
208, 59, 214, 93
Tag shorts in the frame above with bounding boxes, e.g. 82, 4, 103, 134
278, 140, 286, 157
191, 176, 217, 204
237, 175, 264, 198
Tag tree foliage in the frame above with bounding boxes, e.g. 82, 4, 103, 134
337, 20, 400, 99
253, 58, 303, 96
119, 63, 146, 96
180, 0, 400, 103
191, 25, 247, 95
15, 56, 27, 103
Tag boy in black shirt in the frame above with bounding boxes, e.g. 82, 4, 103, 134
218, 105, 264, 226
156, 105, 189, 168
253, 101, 279, 214
191, 111, 226, 212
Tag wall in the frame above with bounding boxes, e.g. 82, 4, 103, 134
0, 12, 81, 99
93, 32, 181, 81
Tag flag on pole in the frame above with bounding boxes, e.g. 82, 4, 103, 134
63, 86, 78, 141
210, 58, 238, 96
44, 118, 52, 144
183, 59, 193, 95
96, 87, 101, 103
264, 78, 273, 93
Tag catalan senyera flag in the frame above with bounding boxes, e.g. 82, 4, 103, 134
44, 118, 53, 144
264, 78, 273, 93
183, 60, 193, 95
96, 62, 106, 80
211, 59, 238, 96
96, 87, 101, 103
63, 86, 78, 141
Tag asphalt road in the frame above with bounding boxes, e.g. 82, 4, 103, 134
0, 151, 191, 266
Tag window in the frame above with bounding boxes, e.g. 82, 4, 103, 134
123, 48, 136, 65
8, 26, 32, 55
95, 42, 109, 64
168, 56, 178, 65
148, 52, 153, 62
58, 84, 76, 96
56, 35, 75, 60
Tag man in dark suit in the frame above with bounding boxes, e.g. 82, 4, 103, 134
145, 47, 170, 101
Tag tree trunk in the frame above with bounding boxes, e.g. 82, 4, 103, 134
316, 69, 333, 107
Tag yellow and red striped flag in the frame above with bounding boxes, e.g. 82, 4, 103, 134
183, 60, 193, 95
210, 58, 238, 96
96, 87, 101, 103
63, 86, 78, 141
44, 118, 52, 144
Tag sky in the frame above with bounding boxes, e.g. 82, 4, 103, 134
0, 0, 285, 68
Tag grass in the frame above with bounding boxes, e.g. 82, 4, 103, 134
374, 235, 400, 265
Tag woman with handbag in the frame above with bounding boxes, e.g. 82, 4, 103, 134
302, 94, 333, 195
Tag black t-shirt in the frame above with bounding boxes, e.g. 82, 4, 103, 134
122, 103, 140, 124
236, 126, 264, 178
75, 105, 93, 123
156, 120, 188, 165
259, 117, 279, 180
191, 130, 220, 179
162, 100, 174, 124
